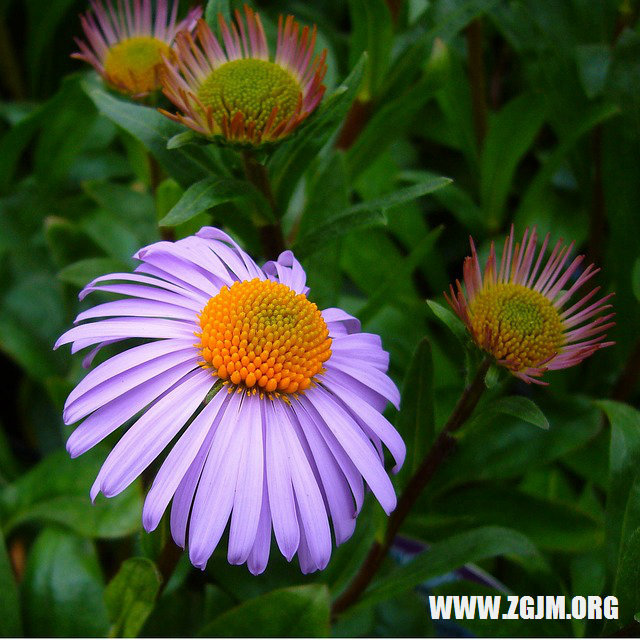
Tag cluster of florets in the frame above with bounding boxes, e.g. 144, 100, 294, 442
74, 0, 326, 146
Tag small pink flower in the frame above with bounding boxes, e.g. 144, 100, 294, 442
159, 5, 327, 146
73, 0, 201, 97
446, 226, 615, 384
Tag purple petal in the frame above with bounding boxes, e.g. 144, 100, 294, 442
188, 391, 246, 569
331, 333, 389, 371
290, 406, 356, 545
75, 299, 197, 323
325, 360, 400, 409
64, 346, 198, 424
322, 308, 361, 335
276, 403, 331, 570
265, 399, 299, 560
303, 387, 397, 515
294, 397, 364, 515
323, 370, 405, 472
228, 393, 264, 565
143, 388, 231, 532
92, 368, 213, 498
247, 473, 272, 575
55, 317, 195, 350
65, 338, 195, 407
68, 359, 197, 458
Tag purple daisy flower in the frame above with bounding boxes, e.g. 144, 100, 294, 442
55, 227, 405, 574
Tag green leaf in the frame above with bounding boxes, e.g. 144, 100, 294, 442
204, 0, 231, 29
0, 529, 21, 636
105, 558, 162, 638
58, 257, 131, 288
612, 527, 640, 628
490, 396, 550, 430
83, 181, 156, 234
428, 485, 603, 553
269, 54, 366, 212
396, 338, 435, 481
346, 77, 438, 179
293, 177, 450, 258
480, 92, 547, 228
576, 43, 612, 99
598, 400, 640, 576
21, 528, 109, 637
82, 77, 214, 187
44, 217, 97, 268
197, 584, 330, 637
347, 0, 393, 98
159, 176, 270, 226
352, 526, 539, 611
1, 447, 142, 539
516, 102, 619, 223
426, 299, 468, 343
434, 394, 601, 491
293, 205, 386, 259
357, 226, 442, 324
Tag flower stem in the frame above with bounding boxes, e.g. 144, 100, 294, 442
331, 357, 491, 618
241, 150, 286, 260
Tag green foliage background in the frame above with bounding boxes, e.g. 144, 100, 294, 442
0, 0, 639, 636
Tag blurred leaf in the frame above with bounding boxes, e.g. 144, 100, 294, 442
44, 217, 97, 268
105, 558, 162, 638
294, 176, 449, 257
58, 257, 131, 288
1, 447, 142, 539
81, 211, 141, 263
160, 176, 270, 226
0, 528, 21, 636
612, 527, 640, 629
197, 584, 330, 637
25, 0, 77, 92
426, 299, 468, 343
357, 226, 442, 324
428, 485, 603, 552
435, 394, 601, 491
598, 400, 640, 575
516, 101, 619, 223
352, 526, 540, 611
269, 54, 366, 211
0, 100, 44, 193
490, 396, 550, 430
348, 0, 393, 98
378, 0, 499, 102
21, 528, 109, 637
480, 92, 547, 228
83, 78, 214, 187
33, 77, 99, 186
83, 181, 156, 243
205, 0, 232, 29
576, 43, 611, 99
155, 178, 183, 221
396, 338, 435, 480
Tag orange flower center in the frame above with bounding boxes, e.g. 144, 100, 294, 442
104, 36, 171, 94
198, 279, 331, 395
468, 283, 564, 370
